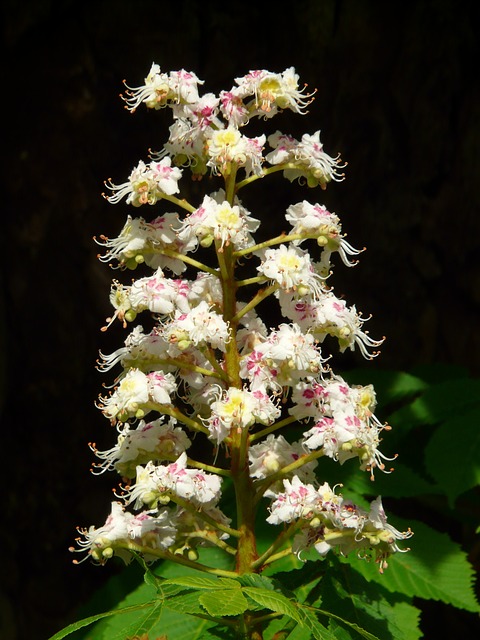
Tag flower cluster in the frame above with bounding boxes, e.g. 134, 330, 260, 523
74, 66, 411, 574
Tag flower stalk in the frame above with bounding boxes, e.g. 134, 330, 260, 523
72, 64, 413, 639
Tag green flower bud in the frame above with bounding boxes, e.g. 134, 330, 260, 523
124, 309, 137, 323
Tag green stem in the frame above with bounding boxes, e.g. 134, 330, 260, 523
231, 284, 278, 323
185, 456, 231, 477
251, 521, 300, 570
185, 530, 237, 555
261, 546, 295, 567
154, 247, 219, 276
124, 542, 238, 577
212, 184, 260, 573
233, 231, 310, 259
254, 449, 326, 503
236, 276, 268, 288
250, 415, 297, 442
235, 162, 300, 191
149, 404, 210, 436
161, 193, 197, 213
201, 345, 229, 379
133, 356, 226, 381
169, 495, 241, 539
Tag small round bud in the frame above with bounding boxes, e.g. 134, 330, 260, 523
102, 547, 114, 559
187, 548, 199, 561
124, 309, 137, 323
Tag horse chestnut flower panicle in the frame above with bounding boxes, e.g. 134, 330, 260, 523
73, 65, 411, 580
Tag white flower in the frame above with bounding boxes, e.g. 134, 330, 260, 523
266, 130, 346, 189
104, 158, 182, 207
206, 387, 257, 443
147, 371, 178, 405
148, 157, 183, 195
168, 301, 230, 351
91, 416, 192, 478
249, 434, 317, 489
177, 195, 259, 250
278, 291, 384, 359
97, 326, 172, 375
285, 200, 363, 268
233, 67, 315, 117
95, 216, 150, 268
219, 90, 250, 127
266, 476, 323, 524
239, 323, 326, 390
96, 213, 192, 275
122, 64, 203, 112
72, 501, 131, 564
122, 63, 171, 111
125, 453, 222, 509
97, 368, 177, 424
168, 69, 204, 104
160, 118, 208, 173
187, 272, 225, 308
289, 375, 394, 477
128, 268, 191, 316
98, 369, 150, 422
257, 244, 325, 298
206, 126, 266, 177
128, 508, 177, 551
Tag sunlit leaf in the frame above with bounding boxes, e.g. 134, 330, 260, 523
344, 520, 480, 613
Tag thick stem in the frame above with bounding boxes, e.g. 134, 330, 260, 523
230, 428, 259, 574
215, 182, 259, 574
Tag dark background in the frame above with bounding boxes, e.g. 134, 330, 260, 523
2, 1, 480, 638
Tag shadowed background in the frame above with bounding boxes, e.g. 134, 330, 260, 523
2, 1, 479, 638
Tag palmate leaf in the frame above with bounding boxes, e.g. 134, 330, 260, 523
243, 586, 303, 623
160, 589, 206, 615
296, 606, 342, 640
425, 406, 480, 506
323, 602, 420, 640
344, 519, 480, 613
337, 460, 439, 500
47, 602, 159, 640
388, 377, 480, 432
263, 600, 384, 640
316, 564, 420, 640
68, 548, 234, 640
84, 582, 216, 640
164, 575, 240, 590
199, 589, 249, 616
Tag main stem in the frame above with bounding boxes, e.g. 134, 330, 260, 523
218, 171, 259, 575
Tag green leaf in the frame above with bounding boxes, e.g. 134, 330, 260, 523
76, 561, 220, 640
236, 573, 275, 589
47, 604, 155, 640
76, 600, 163, 640
298, 606, 340, 639
165, 575, 240, 590
155, 546, 235, 577
317, 563, 420, 640
161, 590, 207, 615
243, 587, 303, 623
339, 461, 439, 500
388, 378, 480, 432
345, 519, 480, 613
199, 589, 249, 616
425, 407, 480, 506
410, 363, 469, 384
146, 607, 215, 639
